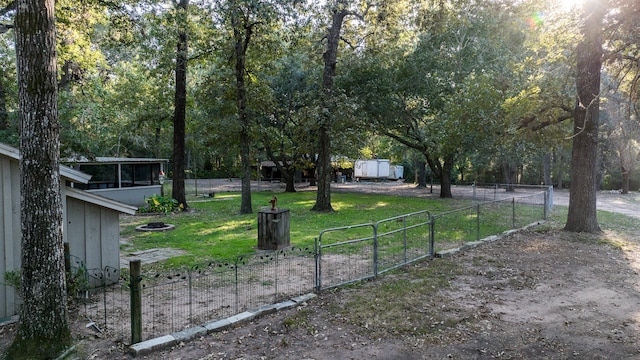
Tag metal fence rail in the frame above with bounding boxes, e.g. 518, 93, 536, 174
73, 188, 549, 344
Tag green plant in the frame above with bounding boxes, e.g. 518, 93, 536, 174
66, 266, 90, 301
3, 269, 21, 290
139, 194, 183, 214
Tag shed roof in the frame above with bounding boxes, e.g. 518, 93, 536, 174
63, 156, 168, 165
65, 187, 137, 215
0, 142, 136, 214
0, 143, 91, 184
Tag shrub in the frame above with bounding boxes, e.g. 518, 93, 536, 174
139, 195, 183, 214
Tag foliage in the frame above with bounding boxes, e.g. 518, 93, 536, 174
138, 194, 183, 214
2, 269, 20, 290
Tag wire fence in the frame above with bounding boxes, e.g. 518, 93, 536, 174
73, 188, 550, 344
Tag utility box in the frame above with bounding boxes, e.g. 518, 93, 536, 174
258, 208, 290, 250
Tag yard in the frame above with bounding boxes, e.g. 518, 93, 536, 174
2, 183, 639, 359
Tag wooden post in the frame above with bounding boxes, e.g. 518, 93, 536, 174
63, 243, 71, 274
130, 259, 142, 344
258, 209, 290, 250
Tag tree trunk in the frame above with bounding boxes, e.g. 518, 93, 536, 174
543, 152, 552, 186
7, 0, 72, 357
439, 156, 454, 198
502, 160, 516, 192
555, 151, 564, 189
172, 0, 189, 210
285, 172, 296, 192
312, 1, 348, 212
621, 164, 629, 194
233, 3, 253, 214
565, 1, 604, 233
313, 124, 333, 211
416, 159, 427, 187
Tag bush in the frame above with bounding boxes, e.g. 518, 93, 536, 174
139, 195, 183, 214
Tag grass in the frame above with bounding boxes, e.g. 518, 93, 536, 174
121, 190, 548, 269
121, 191, 465, 267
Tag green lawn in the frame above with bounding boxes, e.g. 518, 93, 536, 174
120, 190, 545, 268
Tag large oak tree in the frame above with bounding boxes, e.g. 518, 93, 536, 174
6, 0, 72, 357
564, 0, 605, 233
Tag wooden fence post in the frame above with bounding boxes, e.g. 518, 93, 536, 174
63, 243, 71, 274
130, 259, 142, 344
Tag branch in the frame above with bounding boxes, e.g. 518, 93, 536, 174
0, 23, 13, 34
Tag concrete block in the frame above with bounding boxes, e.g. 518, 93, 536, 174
129, 335, 176, 356
203, 318, 232, 333
227, 311, 255, 325
172, 326, 207, 342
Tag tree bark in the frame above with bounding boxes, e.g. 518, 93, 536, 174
426, 154, 453, 198
233, 3, 253, 214
7, 0, 72, 357
439, 155, 454, 198
172, 0, 189, 210
621, 164, 629, 194
565, 1, 605, 233
312, 0, 349, 212
416, 159, 427, 187
543, 152, 552, 186
502, 160, 517, 192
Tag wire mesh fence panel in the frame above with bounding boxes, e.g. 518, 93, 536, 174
141, 275, 192, 339
375, 210, 432, 274
187, 261, 240, 324
270, 247, 316, 300
513, 193, 547, 228
477, 200, 515, 238
432, 206, 479, 253
78, 267, 131, 344
234, 257, 278, 313
317, 224, 376, 291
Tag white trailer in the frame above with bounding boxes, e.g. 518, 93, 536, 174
354, 159, 390, 180
389, 165, 404, 180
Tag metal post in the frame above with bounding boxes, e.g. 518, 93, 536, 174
274, 250, 278, 303
544, 189, 548, 220
402, 216, 407, 264
512, 198, 516, 228
476, 204, 480, 241
130, 259, 142, 344
429, 216, 435, 257
472, 182, 476, 200
188, 269, 193, 323
373, 224, 378, 278
234, 259, 239, 313
314, 237, 321, 293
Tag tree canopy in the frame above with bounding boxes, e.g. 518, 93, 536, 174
1, 0, 638, 216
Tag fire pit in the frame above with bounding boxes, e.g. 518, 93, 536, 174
135, 222, 176, 232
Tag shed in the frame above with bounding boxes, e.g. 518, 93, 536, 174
63, 156, 168, 207
0, 143, 137, 321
